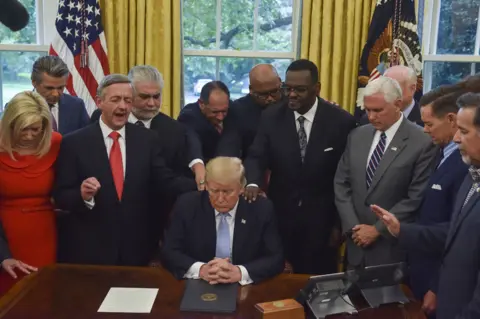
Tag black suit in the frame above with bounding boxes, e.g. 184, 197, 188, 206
177, 102, 237, 163
399, 173, 480, 319
244, 98, 357, 274
162, 191, 284, 283
53, 122, 196, 266
359, 101, 423, 127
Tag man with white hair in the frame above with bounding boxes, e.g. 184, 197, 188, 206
360, 65, 423, 127
162, 156, 283, 284
334, 76, 437, 267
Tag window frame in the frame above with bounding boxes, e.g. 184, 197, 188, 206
181, 0, 302, 105
421, 0, 480, 91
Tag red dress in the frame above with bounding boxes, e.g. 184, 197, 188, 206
0, 132, 61, 295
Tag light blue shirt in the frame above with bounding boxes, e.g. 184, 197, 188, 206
439, 141, 458, 167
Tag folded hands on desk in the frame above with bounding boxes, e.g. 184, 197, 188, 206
199, 258, 241, 285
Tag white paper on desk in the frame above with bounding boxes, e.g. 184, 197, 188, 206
98, 288, 158, 313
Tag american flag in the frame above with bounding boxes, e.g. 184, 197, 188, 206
49, 0, 110, 115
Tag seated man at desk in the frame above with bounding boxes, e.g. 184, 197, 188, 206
162, 157, 284, 285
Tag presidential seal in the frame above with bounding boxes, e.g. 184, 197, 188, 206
201, 293, 217, 301
273, 301, 285, 308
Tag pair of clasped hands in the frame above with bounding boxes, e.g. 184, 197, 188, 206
198, 258, 242, 285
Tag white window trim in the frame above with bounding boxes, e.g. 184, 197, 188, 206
183, 0, 300, 60
422, 0, 480, 91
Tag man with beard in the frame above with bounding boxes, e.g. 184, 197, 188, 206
224, 64, 284, 159
54, 74, 196, 266
244, 59, 357, 274
91, 66, 205, 188
372, 92, 480, 319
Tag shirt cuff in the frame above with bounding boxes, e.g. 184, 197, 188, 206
84, 198, 95, 209
184, 262, 205, 279
237, 265, 253, 285
246, 184, 259, 188
189, 159, 204, 169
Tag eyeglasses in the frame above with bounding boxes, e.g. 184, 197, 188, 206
280, 85, 310, 95
251, 88, 281, 100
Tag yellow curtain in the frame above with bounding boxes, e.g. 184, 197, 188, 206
99, 0, 182, 118
300, 0, 376, 114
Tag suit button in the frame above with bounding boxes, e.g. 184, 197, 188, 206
298, 200, 302, 207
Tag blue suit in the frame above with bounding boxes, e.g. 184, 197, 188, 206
408, 149, 468, 300
57, 94, 89, 135
400, 171, 480, 319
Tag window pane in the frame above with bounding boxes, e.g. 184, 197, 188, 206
184, 56, 216, 105
256, 0, 293, 51
183, 56, 291, 105
425, 61, 473, 88
183, 0, 217, 50
0, 0, 37, 44
0, 51, 46, 109
221, 0, 254, 50
437, 0, 480, 54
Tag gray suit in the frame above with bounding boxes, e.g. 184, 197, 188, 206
334, 117, 437, 266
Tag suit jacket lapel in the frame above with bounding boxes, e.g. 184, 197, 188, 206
58, 96, 67, 132
303, 101, 327, 166
367, 118, 408, 195
91, 123, 117, 202
123, 124, 141, 201
444, 176, 477, 252
284, 108, 303, 167
202, 195, 218, 258
358, 126, 376, 188
232, 199, 248, 264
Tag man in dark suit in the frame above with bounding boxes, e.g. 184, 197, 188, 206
53, 74, 196, 266
244, 59, 357, 274
31, 56, 89, 134
335, 76, 437, 268
372, 92, 480, 319
409, 89, 468, 317
226, 64, 284, 159
162, 157, 283, 284
359, 65, 423, 127
178, 81, 237, 166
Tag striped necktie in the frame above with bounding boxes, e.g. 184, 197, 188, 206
366, 132, 387, 189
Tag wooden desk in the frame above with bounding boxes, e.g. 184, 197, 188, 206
0, 264, 426, 319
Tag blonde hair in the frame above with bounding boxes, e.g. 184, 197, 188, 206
206, 157, 246, 187
0, 91, 52, 159
364, 76, 403, 104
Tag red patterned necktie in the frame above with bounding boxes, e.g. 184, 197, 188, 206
108, 131, 124, 200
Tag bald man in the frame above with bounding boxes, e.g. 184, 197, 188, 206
360, 65, 423, 127
224, 64, 284, 159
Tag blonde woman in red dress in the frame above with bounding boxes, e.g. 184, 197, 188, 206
0, 91, 61, 295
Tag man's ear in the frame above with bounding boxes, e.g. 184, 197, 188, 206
95, 95, 102, 109
314, 82, 321, 96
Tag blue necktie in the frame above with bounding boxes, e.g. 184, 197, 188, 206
215, 213, 231, 259
366, 132, 387, 189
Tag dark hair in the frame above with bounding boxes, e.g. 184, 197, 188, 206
429, 91, 464, 117
457, 92, 480, 128
419, 87, 446, 107
97, 74, 131, 97
31, 56, 69, 83
286, 59, 319, 84
200, 81, 230, 103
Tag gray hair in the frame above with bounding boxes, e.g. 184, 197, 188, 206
97, 74, 131, 98
384, 65, 417, 85
364, 76, 403, 104
128, 65, 164, 90
31, 56, 69, 83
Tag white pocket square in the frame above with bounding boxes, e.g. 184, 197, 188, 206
431, 184, 442, 190
324, 147, 334, 152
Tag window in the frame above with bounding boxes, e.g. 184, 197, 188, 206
421, 0, 480, 91
0, 0, 57, 109
181, 0, 300, 105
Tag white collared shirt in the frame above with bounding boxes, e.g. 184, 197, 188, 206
402, 99, 415, 119
184, 201, 253, 285
84, 118, 126, 208
50, 103, 59, 128
128, 113, 153, 129
367, 114, 404, 167
293, 98, 318, 143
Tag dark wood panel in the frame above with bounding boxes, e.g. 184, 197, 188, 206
0, 264, 426, 319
